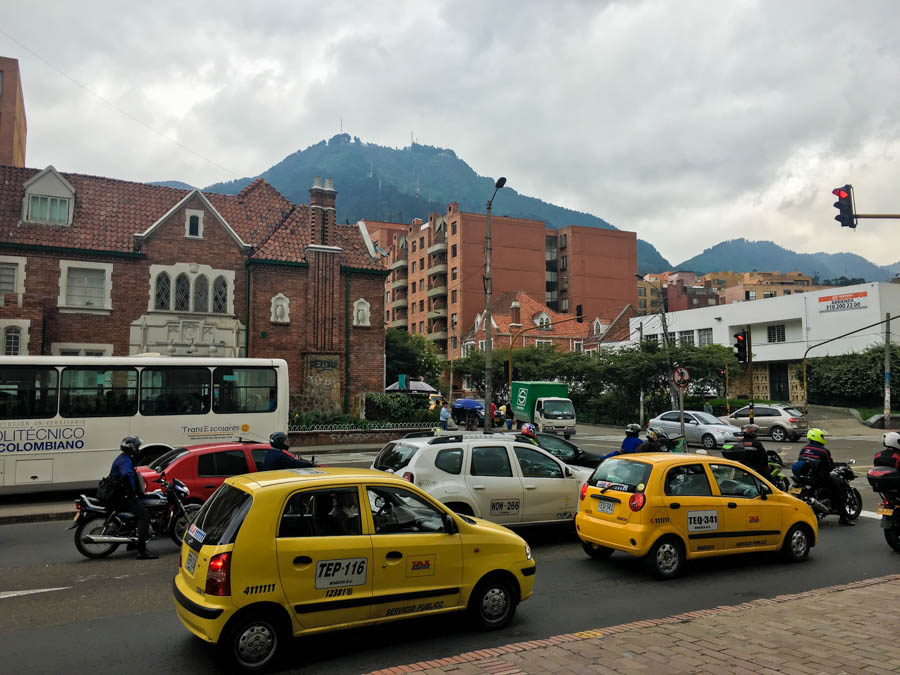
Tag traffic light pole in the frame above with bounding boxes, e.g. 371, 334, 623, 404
746, 324, 754, 425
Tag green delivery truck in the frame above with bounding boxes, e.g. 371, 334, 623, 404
510, 381, 577, 438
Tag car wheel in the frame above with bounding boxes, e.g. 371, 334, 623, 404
468, 574, 517, 630
781, 523, 812, 562
701, 434, 716, 450
581, 540, 613, 560
644, 536, 684, 579
218, 609, 288, 672
770, 426, 787, 442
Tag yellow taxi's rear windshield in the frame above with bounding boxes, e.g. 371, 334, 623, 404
589, 458, 653, 493
185, 484, 252, 551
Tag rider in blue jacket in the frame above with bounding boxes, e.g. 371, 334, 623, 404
109, 436, 157, 559
794, 428, 853, 526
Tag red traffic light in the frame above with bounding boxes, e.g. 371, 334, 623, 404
832, 188, 849, 199
735, 334, 745, 342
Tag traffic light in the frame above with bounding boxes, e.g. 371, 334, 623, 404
832, 185, 855, 229
733, 331, 747, 364
575, 304, 583, 323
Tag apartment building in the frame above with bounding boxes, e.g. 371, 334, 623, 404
0, 57, 27, 168
717, 270, 831, 304
369, 204, 638, 359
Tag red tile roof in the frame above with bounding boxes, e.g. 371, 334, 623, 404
0, 164, 385, 270
463, 291, 590, 341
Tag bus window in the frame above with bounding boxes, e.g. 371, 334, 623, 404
140, 367, 211, 416
60, 368, 137, 418
213, 367, 277, 414
0, 367, 58, 419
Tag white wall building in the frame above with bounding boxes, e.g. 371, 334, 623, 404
626, 282, 900, 402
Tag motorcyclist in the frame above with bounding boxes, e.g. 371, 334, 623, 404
263, 432, 315, 471
739, 424, 772, 480
109, 436, 156, 559
635, 428, 668, 453
874, 431, 900, 469
621, 423, 643, 453
794, 428, 854, 526
516, 423, 540, 446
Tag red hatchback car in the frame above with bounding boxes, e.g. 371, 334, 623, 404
137, 442, 295, 504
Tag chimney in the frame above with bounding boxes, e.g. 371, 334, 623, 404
510, 301, 521, 327
309, 177, 337, 245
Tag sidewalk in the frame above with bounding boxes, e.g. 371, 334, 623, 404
371, 574, 900, 675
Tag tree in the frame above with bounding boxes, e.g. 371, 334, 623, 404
384, 329, 443, 388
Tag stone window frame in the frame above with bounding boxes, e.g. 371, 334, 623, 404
185, 208, 204, 239
271, 293, 290, 324
148, 263, 235, 316
0, 319, 30, 355
50, 342, 113, 356
0, 254, 27, 297
57, 260, 113, 314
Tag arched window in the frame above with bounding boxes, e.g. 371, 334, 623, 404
193, 275, 209, 313
154, 272, 171, 310
212, 276, 228, 314
4, 327, 20, 355
174, 273, 190, 312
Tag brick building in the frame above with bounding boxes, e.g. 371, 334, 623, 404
665, 279, 720, 312
367, 205, 638, 360
0, 57, 27, 168
0, 166, 387, 413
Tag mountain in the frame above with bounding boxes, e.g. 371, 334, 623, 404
675, 239, 893, 282
149, 180, 196, 190
203, 134, 671, 274
882, 260, 900, 277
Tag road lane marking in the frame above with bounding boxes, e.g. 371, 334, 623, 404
860, 511, 881, 520
0, 586, 70, 600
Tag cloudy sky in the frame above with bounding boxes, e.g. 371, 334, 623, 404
3, 0, 899, 266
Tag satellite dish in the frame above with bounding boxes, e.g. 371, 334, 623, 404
357, 221, 377, 258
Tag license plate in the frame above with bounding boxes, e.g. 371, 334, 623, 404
490, 499, 521, 515
185, 551, 197, 574
878, 507, 894, 516
315, 557, 368, 589
594, 500, 615, 514
789, 487, 803, 495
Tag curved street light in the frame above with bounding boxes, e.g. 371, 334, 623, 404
483, 177, 506, 431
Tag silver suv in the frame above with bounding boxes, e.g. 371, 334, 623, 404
720, 404, 808, 442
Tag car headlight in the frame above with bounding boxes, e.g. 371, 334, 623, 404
525, 544, 532, 561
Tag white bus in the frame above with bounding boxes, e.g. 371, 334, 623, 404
0, 356, 289, 495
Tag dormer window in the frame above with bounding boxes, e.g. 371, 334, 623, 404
533, 311, 552, 331
22, 166, 76, 226
185, 209, 204, 238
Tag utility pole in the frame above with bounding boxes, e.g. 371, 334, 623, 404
639, 322, 645, 427
482, 177, 506, 432
747, 324, 755, 424
886, 312, 892, 429
657, 286, 678, 409
725, 362, 730, 414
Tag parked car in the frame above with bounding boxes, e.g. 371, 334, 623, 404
720, 404, 808, 442
138, 441, 303, 504
648, 411, 742, 450
371, 435, 593, 524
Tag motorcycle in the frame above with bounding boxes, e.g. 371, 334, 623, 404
720, 444, 790, 491
70, 473, 200, 559
866, 465, 900, 551
789, 460, 862, 522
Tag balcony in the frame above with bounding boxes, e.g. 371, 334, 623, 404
426, 284, 447, 298
428, 330, 448, 340
390, 277, 408, 290
389, 258, 408, 271
389, 317, 408, 329
427, 307, 448, 320
426, 240, 447, 255
428, 263, 448, 276
390, 297, 408, 310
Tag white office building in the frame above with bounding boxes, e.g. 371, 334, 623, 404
627, 282, 900, 403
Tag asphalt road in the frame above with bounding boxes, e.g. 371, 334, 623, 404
1, 503, 898, 674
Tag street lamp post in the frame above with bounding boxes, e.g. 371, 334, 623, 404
637, 274, 678, 408
483, 176, 506, 432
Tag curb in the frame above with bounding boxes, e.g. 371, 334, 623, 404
0, 511, 73, 526
367, 573, 900, 675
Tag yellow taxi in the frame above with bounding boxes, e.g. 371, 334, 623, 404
173, 467, 535, 671
575, 453, 818, 579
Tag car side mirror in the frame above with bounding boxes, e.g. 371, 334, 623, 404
759, 483, 771, 499
565, 467, 573, 478
442, 512, 458, 534
576, 448, 584, 456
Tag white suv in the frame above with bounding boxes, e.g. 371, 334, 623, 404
371, 432, 592, 526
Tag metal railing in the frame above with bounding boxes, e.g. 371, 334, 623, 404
288, 421, 435, 433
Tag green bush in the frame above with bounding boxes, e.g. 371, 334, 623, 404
363, 392, 438, 423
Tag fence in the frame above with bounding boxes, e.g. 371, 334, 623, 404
287, 421, 435, 447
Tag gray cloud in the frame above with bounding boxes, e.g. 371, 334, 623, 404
3, 0, 899, 265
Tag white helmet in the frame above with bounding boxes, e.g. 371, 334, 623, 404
884, 431, 900, 451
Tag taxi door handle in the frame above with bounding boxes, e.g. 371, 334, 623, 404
524, 485, 537, 490
386, 551, 403, 560
669, 503, 681, 510
727, 502, 738, 509
294, 556, 312, 565
472, 485, 486, 490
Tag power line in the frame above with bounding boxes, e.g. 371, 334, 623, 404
0, 27, 238, 177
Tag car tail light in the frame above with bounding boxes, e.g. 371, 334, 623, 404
628, 493, 646, 511
402, 472, 414, 483
789, 418, 800, 423
580, 483, 588, 501
75, 502, 81, 511
205, 552, 231, 596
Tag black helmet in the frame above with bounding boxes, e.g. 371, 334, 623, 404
741, 424, 760, 439
120, 436, 142, 458
625, 423, 641, 437
647, 427, 669, 443
269, 432, 290, 451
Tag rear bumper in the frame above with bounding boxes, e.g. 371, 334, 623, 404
575, 512, 651, 557
172, 575, 230, 643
